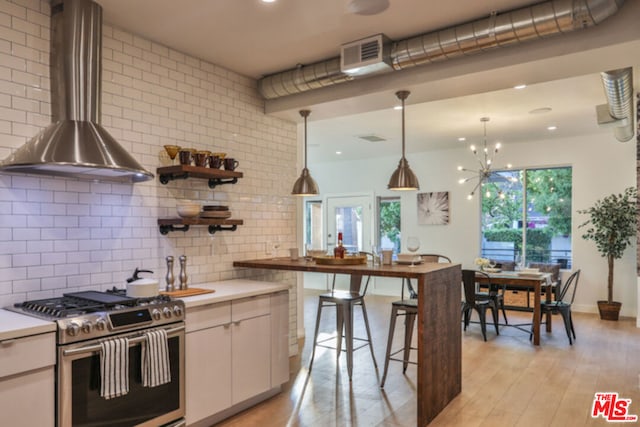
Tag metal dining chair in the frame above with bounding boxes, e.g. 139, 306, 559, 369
531, 269, 581, 345
461, 269, 500, 341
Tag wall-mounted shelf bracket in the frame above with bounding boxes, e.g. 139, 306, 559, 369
208, 224, 238, 234
159, 224, 190, 235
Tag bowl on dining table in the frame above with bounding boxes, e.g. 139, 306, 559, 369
307, 249, 327, 258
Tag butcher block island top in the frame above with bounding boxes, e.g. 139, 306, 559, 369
233, 257, 462, 426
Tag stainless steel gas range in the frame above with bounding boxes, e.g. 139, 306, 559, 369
10, 289, 186, 427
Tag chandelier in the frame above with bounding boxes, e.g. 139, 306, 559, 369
457, 117, 514, 200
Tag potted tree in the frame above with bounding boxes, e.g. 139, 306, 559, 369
578, 187, 637, 320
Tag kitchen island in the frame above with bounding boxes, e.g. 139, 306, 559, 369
233, 257, 461, 426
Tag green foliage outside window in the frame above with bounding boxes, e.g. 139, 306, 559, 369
379, 199, 401, 252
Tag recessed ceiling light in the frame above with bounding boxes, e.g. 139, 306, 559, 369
261, 0, 276, 3
336, 151, 342, 155
393, 105, 402, 110
458, 137, 466, 142
547, 125, 557, 131
529, 107, 552, 114
514, 84, 527, 90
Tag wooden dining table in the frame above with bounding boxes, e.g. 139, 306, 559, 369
474, 270, 553, 345
233, 257, 462, 426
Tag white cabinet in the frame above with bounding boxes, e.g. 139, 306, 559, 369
270, 290, 289, 386
0, 332, 55, 427
185, 302, 232, 424
185, 289, 289, 426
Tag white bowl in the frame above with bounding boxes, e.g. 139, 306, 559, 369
397, 253, 419, 262
177, 203, 201, 218
307, 249, 327, 257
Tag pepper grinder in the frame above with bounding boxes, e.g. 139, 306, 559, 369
178, 255, 188, 290
165, 256, 175, 292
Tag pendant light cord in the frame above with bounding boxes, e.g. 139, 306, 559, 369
300, 110, 310, 168
396, 90, 410, 160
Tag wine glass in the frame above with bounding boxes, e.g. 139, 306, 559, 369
406, 236, 420, 267
164, 145, 181, 164
488, 259, 497, 270
515, 253, 523, 270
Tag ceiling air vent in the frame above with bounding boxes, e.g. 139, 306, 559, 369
340, 34, 392, 76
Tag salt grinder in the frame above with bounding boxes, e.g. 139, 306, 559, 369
178, 255, 188, 290
165, 256, 175, 292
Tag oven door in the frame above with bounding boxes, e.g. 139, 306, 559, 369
57, 323, 185, 427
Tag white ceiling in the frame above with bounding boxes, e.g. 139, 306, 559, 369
98, 0, 639, 163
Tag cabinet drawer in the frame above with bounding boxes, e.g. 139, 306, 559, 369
186, 302, 231, 333
0, 332, 55, 378
232, 295, 270, 322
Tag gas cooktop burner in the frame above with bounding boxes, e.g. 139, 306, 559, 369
13, 288, 171, 319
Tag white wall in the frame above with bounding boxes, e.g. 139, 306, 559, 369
310, 132, 637, 318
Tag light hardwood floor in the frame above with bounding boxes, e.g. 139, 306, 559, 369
216, 290, 640, 427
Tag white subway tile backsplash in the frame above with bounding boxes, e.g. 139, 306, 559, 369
12, 252, 40, 266
27, 263, 52, 278
0, 0, 298, 353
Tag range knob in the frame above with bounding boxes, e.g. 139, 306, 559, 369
151, 308, 162, 321
67, 322, 81, 337
163, 307, 172, 318
173, 305, 183, 317
81, 321, 93, 334
95, 318, 107, 331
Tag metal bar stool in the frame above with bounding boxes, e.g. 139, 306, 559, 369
381, 254, 451, 387
380, 298, 417, 387
308, 254, 377, 380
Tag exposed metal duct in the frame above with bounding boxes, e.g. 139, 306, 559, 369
0, 0, 154, 183
258, 0, 625, 100
599, 68, 634, 142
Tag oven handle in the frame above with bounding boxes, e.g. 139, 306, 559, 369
62, 325, 184, 357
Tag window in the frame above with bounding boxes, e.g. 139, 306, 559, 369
481, 166, 572, 268
378, 197, 401, 253
305, 200, 323, 250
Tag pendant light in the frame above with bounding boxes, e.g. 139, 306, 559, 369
388, 90, 420, 190
291, 109, 319, 196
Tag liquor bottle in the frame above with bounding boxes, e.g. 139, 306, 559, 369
334, 232, 346, 259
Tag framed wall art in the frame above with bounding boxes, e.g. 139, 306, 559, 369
417, 191, 450, 225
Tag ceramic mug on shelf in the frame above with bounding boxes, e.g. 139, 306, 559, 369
224, 158, 239, 171
209, 155, 223, 169
193, 151, 209, 167
178, 149, 192, 165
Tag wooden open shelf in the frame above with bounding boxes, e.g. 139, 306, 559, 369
157, 165, 243, 188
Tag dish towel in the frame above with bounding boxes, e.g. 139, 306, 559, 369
99, 337, 130, 399
141, 329, 171, 387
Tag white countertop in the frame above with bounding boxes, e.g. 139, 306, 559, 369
179, 279, 290, 309
0, 279, 288, 340
0, 309, 56, 341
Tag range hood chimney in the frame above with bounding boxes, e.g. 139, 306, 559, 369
0, 0, 153, 183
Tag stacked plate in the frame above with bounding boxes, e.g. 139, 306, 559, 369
200, 205, 232, 219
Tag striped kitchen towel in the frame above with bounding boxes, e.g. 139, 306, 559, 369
141, 328, 171, 387
99, 337, 130, 399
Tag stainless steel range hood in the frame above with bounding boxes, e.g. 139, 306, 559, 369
0, 0, 153, 183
